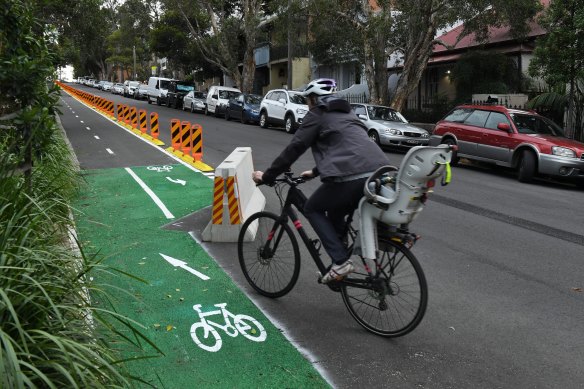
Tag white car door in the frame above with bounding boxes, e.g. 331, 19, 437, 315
272, 91, 287, 122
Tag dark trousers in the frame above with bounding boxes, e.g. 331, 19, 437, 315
303, 178, 367, 265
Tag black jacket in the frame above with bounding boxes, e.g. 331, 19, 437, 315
262, 95, 389, 184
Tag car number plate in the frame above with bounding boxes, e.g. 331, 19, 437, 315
406, 140, 420, 144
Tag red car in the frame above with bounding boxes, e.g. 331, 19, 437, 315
429, 105, 584, 184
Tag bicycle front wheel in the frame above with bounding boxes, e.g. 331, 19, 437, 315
237, 212, 300, 298
341, 238, 428, 337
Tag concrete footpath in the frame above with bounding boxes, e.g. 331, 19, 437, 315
60, 89, 329, 388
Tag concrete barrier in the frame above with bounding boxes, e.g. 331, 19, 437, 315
202, 147, 265, 242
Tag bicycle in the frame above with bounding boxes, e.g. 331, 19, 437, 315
237, 145, 454, 337
190, 303, 267, 352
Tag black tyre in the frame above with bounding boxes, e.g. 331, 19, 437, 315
190, 103, 195, 113
225, 109, 231, 121
341, 238, 428, 337
259, 112, 269, 128
518, 150, 537, 183
238, 212, 301, 298
241, 111, 247, 124
156, 98, 161, 106
284, 114, 295, 134
147, 97, 151, 105
368, 130, 380, 145
442, 138, 459, 166
205, 106, 209, 116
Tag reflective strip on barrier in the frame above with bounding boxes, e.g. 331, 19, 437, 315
181, 121, 191, 154
192, 124, 203, 161
130, 107, 138, 129
150, 112, 159, 138
170, 119, 181, 150
211, 177, 224, 225
226, 176, 241, 225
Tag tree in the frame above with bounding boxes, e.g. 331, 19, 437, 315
166, 0, 267, 92
529, 0, 584, 140
302, 0, 540, 109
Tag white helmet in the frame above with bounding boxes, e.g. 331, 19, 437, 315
301, 78, 337, 96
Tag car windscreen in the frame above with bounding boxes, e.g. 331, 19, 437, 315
367, 106, 406, 122
129, 81, 140, 87
246, 95, 262, 104
510, 114, 565, 137
193, 92, 206, 99
219, 90, 240, 99
177, 84, 194, 92
289, 93, 306, 105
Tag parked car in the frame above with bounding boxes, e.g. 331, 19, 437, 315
351, 103, 430, 148
102, 81, 113, 92
429, 104, 584, 184
112, 83, 124, 95
147, 76, 175, 105
123, 80, 141, 98
96, 80, 106, 90
166, 81, 195, 109
182, 91, 207, 113
259, 89, 308, 133
206, 86, 241, 117
134, 83, 149, 100
225, 93, 262, 124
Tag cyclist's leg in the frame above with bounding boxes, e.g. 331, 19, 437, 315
304, 178, 366, 265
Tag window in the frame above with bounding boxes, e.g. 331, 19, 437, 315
353, 105, 366, 116
289, 93, 306, 105
510, 114, 565, 136
464, 110, 490, 127
485, 112, 510, 130
443, 108, 473, 123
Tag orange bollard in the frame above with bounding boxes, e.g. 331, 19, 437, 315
138, 109, 147, 133
150, 112, 159, 139
191, 123, 203, 161
180, 121, 192, 154
130, 107, 138, 129
170, 119, 181, 150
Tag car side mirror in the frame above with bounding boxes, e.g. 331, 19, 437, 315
278, 98, 286, 104
358, 114, 367, 120
497, 123, 511, 132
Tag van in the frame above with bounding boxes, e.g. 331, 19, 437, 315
206, 85, 241, 116
147, 77, 176, 105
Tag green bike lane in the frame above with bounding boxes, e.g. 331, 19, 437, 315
73, 163, 329, 388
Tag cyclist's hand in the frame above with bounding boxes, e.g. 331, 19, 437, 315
300, 170, 315, 179
252, 171, 264, 184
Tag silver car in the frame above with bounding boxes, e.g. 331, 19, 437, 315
182, 91, 207, 113
351, 103, 430, 148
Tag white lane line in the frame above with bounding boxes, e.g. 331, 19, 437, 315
75, 115, 79, 118
125, 168, 174, 219
106, 148, 114, 155
86, 126, 91, 130
80, 120, 84, 123
94, 135, 100, 140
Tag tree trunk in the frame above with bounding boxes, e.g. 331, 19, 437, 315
363, 41, 378, 104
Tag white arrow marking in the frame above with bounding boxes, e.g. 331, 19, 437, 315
159, 253, 209, 280
166, 177, 186, 186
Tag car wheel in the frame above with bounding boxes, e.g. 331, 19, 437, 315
259, 112, 268, 128
156, 98, 161, 106
147, 97, 151, 105
518, 151, 537, 183
225, 109, 231, 121
241, 111, 247, 124
284, 115, 295, 134
368, 130, 380, 145
205, 106, 209, 116
442, 138, 459, 166
190, 104, 195, 113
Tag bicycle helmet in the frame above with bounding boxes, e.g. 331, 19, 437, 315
301, 78, 337, 96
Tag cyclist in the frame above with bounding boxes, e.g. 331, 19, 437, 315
252, 78, 389, 283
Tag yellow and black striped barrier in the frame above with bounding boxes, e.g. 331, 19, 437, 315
170, 119, 181, 150
123, 105, 131, 126
192, 123, 203, 162
181, 121, 192, 154
139, 109, 147, 133
150, 112, 159, 139
130, 107, 138, 129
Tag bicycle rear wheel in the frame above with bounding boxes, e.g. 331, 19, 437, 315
341, 238, 428, 337
238, 212, 300, 298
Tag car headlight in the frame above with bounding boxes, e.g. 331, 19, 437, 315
387, 128, 402, 135
196, 102, 204, 107
296, 108, 307, 115
252, 109, 259, 114
421, 132, 429, 138
552, 146, 576, 158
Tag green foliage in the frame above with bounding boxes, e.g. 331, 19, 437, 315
451, 50, 523, 103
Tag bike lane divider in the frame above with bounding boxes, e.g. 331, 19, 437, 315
73, 164, 329, 388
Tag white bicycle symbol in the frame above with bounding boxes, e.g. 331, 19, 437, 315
190, 303, 267, 352
147, 165, 173, 172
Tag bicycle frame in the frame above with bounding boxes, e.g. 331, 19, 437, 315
193, 303, 239, 337
265, 178, 380, 291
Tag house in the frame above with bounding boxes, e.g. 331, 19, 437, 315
391, 0, 549, 111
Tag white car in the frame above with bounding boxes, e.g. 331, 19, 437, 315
112, 83, 124, 95
102, 81, 113, 91
259, 89, 308, 133
350, 103, 430, 148
183, 91, 207, 113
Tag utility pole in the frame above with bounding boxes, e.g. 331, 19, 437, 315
133, 45, 137, 80
287, 0, 292, 89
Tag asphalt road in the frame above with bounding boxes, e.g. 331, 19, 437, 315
60, 84, 584, 389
